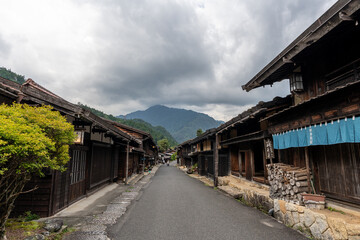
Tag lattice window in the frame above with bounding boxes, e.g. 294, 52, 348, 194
70, 150, 86, 185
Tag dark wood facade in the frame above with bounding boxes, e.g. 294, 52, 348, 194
177, 129, 229, 179
217, 97, 291, 184
0, 77, 142, 217
242, 0, 360, 205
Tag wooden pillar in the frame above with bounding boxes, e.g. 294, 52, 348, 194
228, 148, 231, 176
263, 148, 268, 182
278, 149, 281, 163
250, 150, 255, 180
198, 154, 201, 175
213, 134, 219, 187
143, 153, 145, 174
305, 147, 311, 193
125, 142, 129, 184
238, 150, 242, 177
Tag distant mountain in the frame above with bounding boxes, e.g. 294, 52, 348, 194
120, 105, 224, 143
0, 67, 25, 84
79, 104, 177, 147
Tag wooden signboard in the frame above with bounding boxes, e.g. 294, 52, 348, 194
264, 139, 275, 160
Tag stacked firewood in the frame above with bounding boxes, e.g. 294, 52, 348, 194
267, 163, 310, 203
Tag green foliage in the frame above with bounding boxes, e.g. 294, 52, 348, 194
170, 152, 177, 161
78, 103, 177, 146
5, 219, 43, 231
0, 103, 75, 239
0, 67, 25, 84
158, 138, 169, 152
196, 128, 203, 137
22, 212, 40, 222
0, 103, 75, 177
327, 207, 345, 214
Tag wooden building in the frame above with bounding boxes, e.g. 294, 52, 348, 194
217, 97, 291, 184
0, 77, 143, 216
243, 0, 360, 205
177, 128, 229, 179
103, 120, 158, 180
177, 140, 192, 167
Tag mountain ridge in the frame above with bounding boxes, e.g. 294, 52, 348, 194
119, 105, 223, 143
79, 104, 177, 146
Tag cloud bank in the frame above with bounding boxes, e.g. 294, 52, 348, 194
0, 0, 336, 120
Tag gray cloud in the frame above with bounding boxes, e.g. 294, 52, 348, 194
0, 35, 11, 57
0, 0, 336, 120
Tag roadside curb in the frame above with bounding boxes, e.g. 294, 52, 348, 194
63, 164, 160, 240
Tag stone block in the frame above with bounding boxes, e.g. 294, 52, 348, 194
305, 200, 325, 210
285, 211, 295, 227
275, 211, 284, 223
44, 219, 63, 233
285, 202, 299, 212
279, 200, 286, 214
304, 209, 315, 227
297, 205, 305, 213
293, 223, 305, 231
292, 212, 300, 224
218, 177, 229, 186
274, 200, 280, 213
322, 228, 334, 240
299, 213, 305, 224
310, 221, 324, 239
313, 213, 328, 234
328, 217, 348, 239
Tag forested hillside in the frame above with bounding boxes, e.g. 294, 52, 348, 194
122, 105, 223, 143
79, 103, 177, 146
0, 67, 25, 84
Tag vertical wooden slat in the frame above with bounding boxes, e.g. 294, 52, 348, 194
125, 142, 129, 184
278, 149, 281, 163
305, 147, 311, 193
251, 150, 255, 179
238, 150, 242, 176
263, 148, 268, 182
214, 134, 219, 187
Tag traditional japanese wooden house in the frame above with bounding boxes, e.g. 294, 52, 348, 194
217, 97, 291, 184
186, 128, 230, 178
105, 120, 158, 180
0, 77, 139, 216
242, 0, 360, 205
177, 139, 192, 167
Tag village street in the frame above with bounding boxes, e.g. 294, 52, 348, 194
107, 165, 307, 240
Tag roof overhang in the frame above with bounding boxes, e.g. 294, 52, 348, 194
242, 0, 360, 92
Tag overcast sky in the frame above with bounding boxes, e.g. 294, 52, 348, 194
0, 0, 336, 121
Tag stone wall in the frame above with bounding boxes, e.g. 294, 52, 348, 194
218, 177, 273, 212
274, 199, 360, 240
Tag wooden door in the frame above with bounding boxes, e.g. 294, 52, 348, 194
230, 147, 239, 176
244, 151, 253, 181
69, 149, 86, 203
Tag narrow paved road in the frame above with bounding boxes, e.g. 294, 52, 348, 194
108, 165, 307, 240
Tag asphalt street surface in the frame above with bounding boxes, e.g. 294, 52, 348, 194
108, 165, 307, 240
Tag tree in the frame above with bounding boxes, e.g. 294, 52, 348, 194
158, 138, 169, 152
170, 152, 177, 161
196, 128, 203, 137
0, 103, 75, 240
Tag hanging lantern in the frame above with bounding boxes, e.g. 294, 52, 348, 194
289, 73, 304, 92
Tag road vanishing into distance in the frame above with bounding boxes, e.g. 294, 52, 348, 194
108, 165, 307, 240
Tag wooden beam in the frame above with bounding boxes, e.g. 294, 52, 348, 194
238, 150, 242, 176
125, 142, 129, 184
213, 133, 219, 187
305, 147, 311, 193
